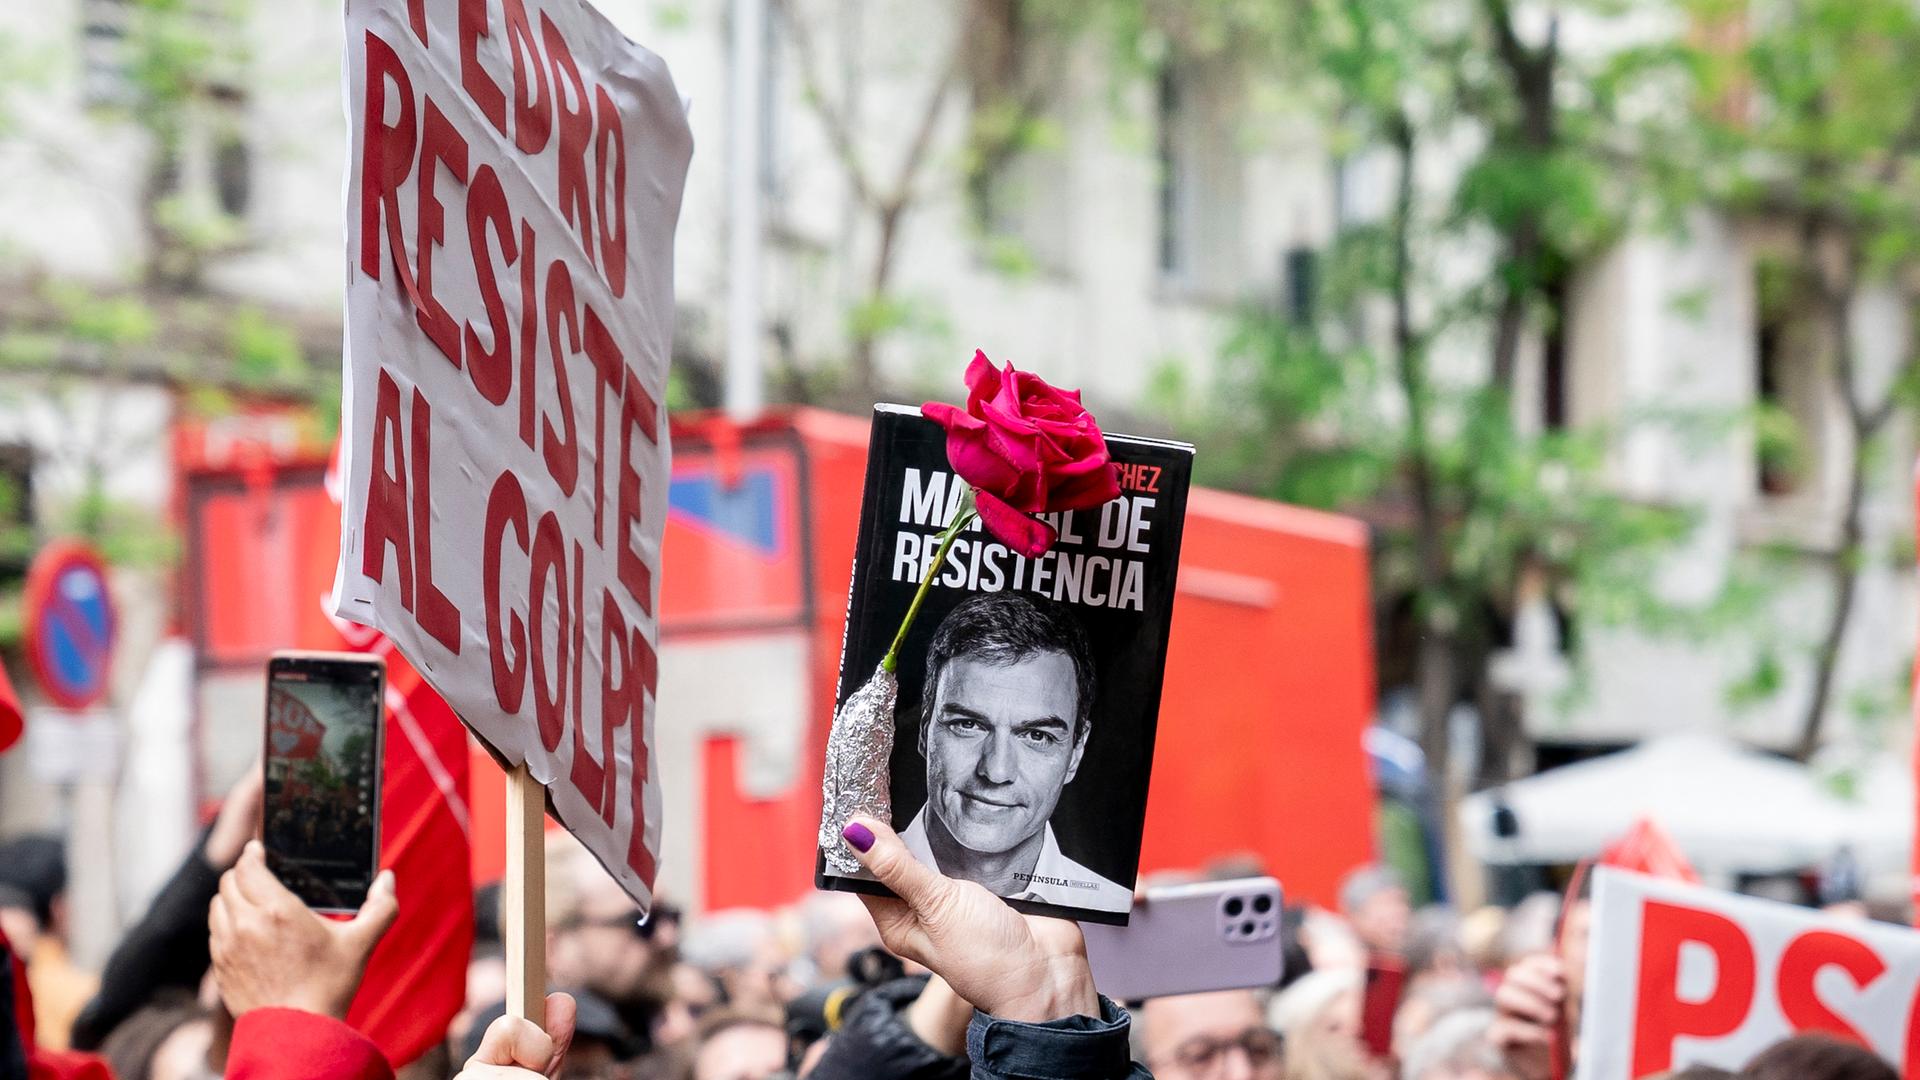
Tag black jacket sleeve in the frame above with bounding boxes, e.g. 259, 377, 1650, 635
808, 978, 970, 1080
68, 837, 223, 1051
965, 997, 1152, 1080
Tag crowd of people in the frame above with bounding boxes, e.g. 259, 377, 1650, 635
0, 769, 1908, 1080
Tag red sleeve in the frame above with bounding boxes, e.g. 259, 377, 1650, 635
228, 1008, 394, 1080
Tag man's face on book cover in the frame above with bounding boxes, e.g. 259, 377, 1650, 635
922, 651, 1087, 856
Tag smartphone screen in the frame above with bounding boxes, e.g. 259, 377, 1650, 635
263, 652, 385, 913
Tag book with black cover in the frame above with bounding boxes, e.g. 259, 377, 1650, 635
816, 405, 1193, 925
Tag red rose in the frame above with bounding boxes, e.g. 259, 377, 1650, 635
921, 351, 1122, 557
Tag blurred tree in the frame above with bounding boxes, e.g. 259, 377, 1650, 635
0, 0, 328, 561
1681, 0, 1920, 761
774, 0, 1093, 398
1151, 0, 1697, 810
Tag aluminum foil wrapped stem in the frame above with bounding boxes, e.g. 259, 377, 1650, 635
819, 664, 898, 875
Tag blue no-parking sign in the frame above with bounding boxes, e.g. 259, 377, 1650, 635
24, 541, 117, 710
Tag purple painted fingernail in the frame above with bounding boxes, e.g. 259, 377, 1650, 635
842, 822, 875, 853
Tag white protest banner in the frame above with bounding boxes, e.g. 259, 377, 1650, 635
1579, 866, 1920, 1078
333, 0, 692, 910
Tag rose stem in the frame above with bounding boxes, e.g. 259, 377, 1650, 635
882, 497, 979, 673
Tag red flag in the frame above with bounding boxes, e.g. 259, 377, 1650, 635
0, 661, 21, 755
1597, 816, 1700, 883
266, 693, 326, 760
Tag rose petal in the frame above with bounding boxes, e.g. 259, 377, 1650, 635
962, 350, 1003, 402
975, 489, 1057, 558
1046, 462, 1122, 512
940, 421, 1029, 497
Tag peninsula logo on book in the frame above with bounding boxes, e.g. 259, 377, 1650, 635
817, 405, 1192, 925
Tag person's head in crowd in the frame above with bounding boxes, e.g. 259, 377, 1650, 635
1270, 968, 1371, 1080
1279, 904, 1315, 990
799, 892, 880, 984
464, 991, 639, 1078
0, 835, 67, 951
1135, 990, 1284, 1080
909, 593, 1126, 904
1459, 907, 1508, 974
691, 1009, 787, 1080
1404, 908, 1469, 992
545, 833, 671, 1009
1498, 893, 1560, 962
0, 883, 39, 958
473, 882, 504, 948
1557, 892, 1592, 1019
1391, 978, 1492, 1065
654, 963, 722, 1048
1339, 865, 1411, 958
1655, 1068, 1736, 1079
1300, 908, 1367, 974
1398, 1008, 1518, 1080
1740, 1034, 1898, 1080
682, 909, 790, 1013
452, 941, 507, 1051
97, 998, 214, 1080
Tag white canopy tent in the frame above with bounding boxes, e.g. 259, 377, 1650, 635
1459, 733, 1909, 885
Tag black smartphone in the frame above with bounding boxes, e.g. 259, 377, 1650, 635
262, 650, 386, 913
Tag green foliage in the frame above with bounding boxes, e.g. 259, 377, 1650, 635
229, 308, 306, 387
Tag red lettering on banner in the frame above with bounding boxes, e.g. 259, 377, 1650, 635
409, 389, 464, 652
585, 592, 631, 825
541, 13, 595, 271
624, 622, 658, 886
406, 0, 428, 46
570, 592, 614, 820
504, 0, 551, 154
569, 539, 586, 794
593, 86, 627, 298
582, 304, 623, 545
517, 222, 540, 449
459, 0, 507, 137
484, 470, 530, 712
1777, 931, 1885, 1046
530, 511, 569, 754
359, 33, 418, 292
362, 370, 414, 608
415, 99, 470, 369
616, 369, 660, 615
1631, 900, 1758, 1076
465, 165, 516, 406
542, 260, 582, 496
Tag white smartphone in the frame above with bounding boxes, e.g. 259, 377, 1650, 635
1082, 877, 1284, 1002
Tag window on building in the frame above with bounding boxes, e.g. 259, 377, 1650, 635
758, 0, 782, 202
80, 0, 133, 108
1541, 277, 1570, 430
965, 0, 1073, 276
214, 126, 251, 218
1753, 259, 1818, 498
1155, 62, 1245, 297
1156, 67, 1181, 278
1283, 246, 1318, 326
0, 447, 37, 586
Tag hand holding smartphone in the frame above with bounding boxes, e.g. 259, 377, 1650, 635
1082, 878, 1284, 1001
262, 651, 386, 914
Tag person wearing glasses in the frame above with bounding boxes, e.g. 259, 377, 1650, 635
1136, 991, 1285, 1080
544, 833, 680, 1045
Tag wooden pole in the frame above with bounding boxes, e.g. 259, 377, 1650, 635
503, 762, 546, 1028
